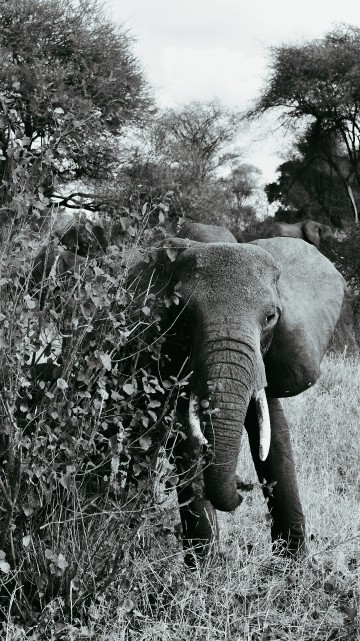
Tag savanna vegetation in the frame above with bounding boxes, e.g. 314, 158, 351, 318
0, 0, 359, 637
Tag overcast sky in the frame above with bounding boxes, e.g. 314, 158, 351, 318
108, 1, 360, 181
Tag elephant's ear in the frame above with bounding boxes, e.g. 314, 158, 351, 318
252, 238, 346, 397
127, 237, 201, 299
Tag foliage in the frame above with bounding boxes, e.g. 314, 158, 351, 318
1, 2, 359, 636
150, 100, 242, 184
0, 9, 190, 625
1, 355, 359, 638
265, 133, 352, 228
0, 197, 193, 623
116, 104, 261, 231
325, 221, 360, 293
250, 24, 360, 222
0, 0, 152, 228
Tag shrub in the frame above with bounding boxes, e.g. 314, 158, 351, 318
0, 196, 186, 623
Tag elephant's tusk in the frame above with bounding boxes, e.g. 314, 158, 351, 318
254, 388, 271, 461
188, 393, 208, 446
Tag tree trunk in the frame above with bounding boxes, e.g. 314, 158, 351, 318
345, 181, 359, 224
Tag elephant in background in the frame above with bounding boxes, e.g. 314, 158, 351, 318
178, 222, 238, 244
30, 221, 107, 287
24, 221, 107, 380
238, 219, 334, 249
58, 220, 107, 256
131, 222, 345, 561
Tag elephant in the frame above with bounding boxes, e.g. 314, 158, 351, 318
238, 219, 334, 249
130, 222, 345, 562
30, 221, 107, 288
58, 220, 108, 256
178, 222, 238, 244
25, 223, 107, 379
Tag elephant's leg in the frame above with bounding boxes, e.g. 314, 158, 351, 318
174, 435, 219, 567
245, 396, 306, 556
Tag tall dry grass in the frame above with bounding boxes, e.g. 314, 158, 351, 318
1, 218, 359, 638
5, 353, 358, 640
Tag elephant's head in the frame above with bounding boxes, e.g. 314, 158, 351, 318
59, 221, 108, 257
300, 220, 333, 248
133, 233, 345, 513
30, 221, 108, 288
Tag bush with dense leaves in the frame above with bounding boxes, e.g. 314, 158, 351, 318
0, 197, 188, 622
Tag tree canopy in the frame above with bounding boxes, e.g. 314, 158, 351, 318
0, 0, 152, 223
250, 24, 360, 222
117, 101, 260, 231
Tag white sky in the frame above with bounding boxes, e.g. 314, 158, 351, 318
107, 0, 360, 182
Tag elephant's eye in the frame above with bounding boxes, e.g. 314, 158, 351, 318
264, 311, 276, 326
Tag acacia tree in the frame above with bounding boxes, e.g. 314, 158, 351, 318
265, 126, 353, 227
118, 100, 252, 227
151, 100, 241, 186
249, 25, 360, 222
0, 0, 152, 226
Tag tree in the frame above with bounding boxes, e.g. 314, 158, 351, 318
118, 100, 251, 228
265, 135, 352, 227
249, 25, 360, 222
151, 100, 242, 187
0, 0, 152, 226
217, 163, 263, 231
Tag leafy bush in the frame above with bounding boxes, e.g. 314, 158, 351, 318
0, 197, 187, 623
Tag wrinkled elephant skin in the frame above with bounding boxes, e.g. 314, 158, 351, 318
131, 223, 345, 562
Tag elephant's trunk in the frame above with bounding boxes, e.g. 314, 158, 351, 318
192, 329, 266, 512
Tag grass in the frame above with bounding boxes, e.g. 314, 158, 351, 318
2, 353, 360, 640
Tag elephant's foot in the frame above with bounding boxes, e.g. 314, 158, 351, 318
183, 537, 219, 570
271, 522, 307, 558
178, 495, 219, 569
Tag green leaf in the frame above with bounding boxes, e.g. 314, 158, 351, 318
111, 456, 119, 474
122, 598, 135, 613
0, 560, 10, 574
56, 378, 68, 390
22, 535, 31, 548
123, 383, 136, 395
119, 216, 131, 230
60, 474, 72, 490
24, 295, 36, 309
57, 553, 69, 570
166, 247, 178, 262
139, 435, 152, 451
167, 475, 179, 486
99, 352, 112, 371
148, 400, 161, 408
